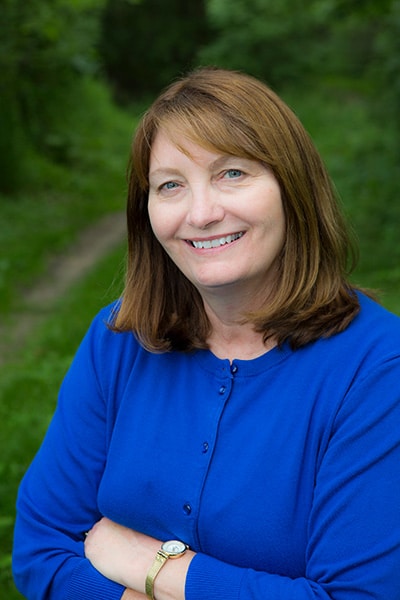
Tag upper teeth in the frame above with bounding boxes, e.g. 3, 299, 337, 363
191, 232, 243, 249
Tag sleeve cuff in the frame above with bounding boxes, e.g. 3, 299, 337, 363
185, 553, 245, 600
65, 560, 125, 600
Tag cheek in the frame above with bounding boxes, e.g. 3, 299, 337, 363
251, 189, 285, 231
148, 202, 175, 246
147, 200, 163, 240
266, 188, 285, 228
272, 201, 286, 233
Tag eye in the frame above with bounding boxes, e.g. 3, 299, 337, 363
224, 169, 243, 179
161, 181, 179, 190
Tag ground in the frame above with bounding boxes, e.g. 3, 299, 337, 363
0, 211, 126, 365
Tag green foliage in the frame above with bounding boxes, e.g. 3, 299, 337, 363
0, 77, 134, 315
200, 0, 400, 98
0, 0, 107, 192
99, 0, 211, 100
369, 1, 400, 130
0, 83, 24, 194
200, 0, 318, 85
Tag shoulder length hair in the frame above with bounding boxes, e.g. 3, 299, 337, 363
112, 67, 361, 352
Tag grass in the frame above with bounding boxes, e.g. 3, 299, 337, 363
0, 76, 399, 598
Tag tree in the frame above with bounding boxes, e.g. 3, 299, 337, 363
198, 0, 322, 86
99, 0, 211, 100
0, 0, 105, 192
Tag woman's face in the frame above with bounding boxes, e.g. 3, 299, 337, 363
148, 130, 286, 304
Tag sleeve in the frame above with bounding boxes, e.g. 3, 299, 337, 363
185, 356, 400, 600
12, 309, 126, 600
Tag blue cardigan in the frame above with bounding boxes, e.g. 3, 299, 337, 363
13, 293, 400, 599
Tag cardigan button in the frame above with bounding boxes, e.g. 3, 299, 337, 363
183, 503, 192, 515
201, 441, 209, 453
219, 386, 226, 394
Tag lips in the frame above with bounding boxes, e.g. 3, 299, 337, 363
189, 232, 244, 249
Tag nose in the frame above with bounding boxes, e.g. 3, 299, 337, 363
186, 184, 225, 230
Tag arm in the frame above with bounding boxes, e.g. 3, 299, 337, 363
12, 307, 130, 599
85, 518, 195, 600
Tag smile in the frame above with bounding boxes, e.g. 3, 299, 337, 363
189, 232, 244, 249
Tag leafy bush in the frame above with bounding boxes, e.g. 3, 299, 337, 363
0, 0, 106, 192
99, 0, 211, 100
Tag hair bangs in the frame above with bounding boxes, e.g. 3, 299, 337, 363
152, 93, 269, 166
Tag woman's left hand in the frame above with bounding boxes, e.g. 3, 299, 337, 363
84, 517, 159, 592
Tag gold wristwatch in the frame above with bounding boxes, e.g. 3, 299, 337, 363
145, 540, 188, 600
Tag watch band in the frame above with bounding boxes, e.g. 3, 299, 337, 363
145, 549, 169, 600
145, 541, 188, 600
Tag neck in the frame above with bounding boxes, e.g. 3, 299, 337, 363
203, 293, 275, 361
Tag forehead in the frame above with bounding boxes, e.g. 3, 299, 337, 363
149, 117, 262, 169
150, 108, 258, 161
149, 129, 233, 175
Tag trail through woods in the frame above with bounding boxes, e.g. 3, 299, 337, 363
0, 212, 126, 364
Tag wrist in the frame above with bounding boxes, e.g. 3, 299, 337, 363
120, 536, 159, 593
145, 540, 193, 600
154, 551, 194, 600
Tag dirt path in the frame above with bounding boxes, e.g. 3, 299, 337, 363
0, 211, 126, 365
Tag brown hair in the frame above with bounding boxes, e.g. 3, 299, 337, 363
113, 66, 361, 351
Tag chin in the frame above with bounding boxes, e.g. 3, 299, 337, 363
196, 277, 242, 291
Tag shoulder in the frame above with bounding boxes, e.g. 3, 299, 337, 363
294, 292, 400, 391
72, 300, 145, 380
357, 290, 400, 325
347, 291, 400, 357
83, 300, 134, 349
80, 301, 189, 375
312, 291, 400, 390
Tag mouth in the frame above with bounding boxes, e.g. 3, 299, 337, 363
188, 232, 244, 250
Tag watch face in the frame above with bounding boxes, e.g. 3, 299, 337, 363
161, 540, 186, 555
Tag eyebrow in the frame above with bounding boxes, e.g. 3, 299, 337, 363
149, 155, 244, 180
149, 167, 183, 180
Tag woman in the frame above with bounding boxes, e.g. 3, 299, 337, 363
13, 67, 400, 599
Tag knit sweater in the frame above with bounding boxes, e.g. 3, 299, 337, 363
13, 292, 400, 599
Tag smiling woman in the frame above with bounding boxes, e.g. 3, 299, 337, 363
13, 68, 400, 600
114, 67, 359, 353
